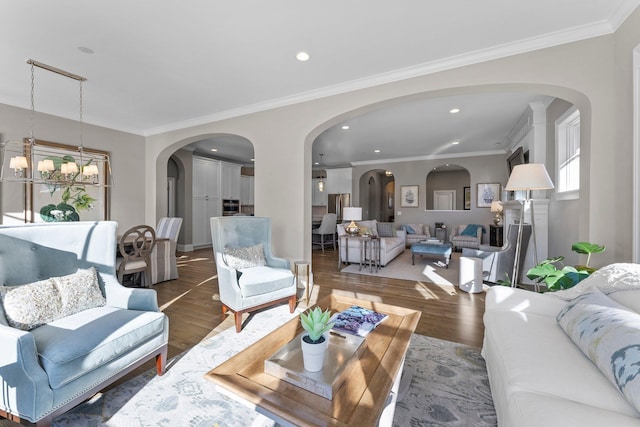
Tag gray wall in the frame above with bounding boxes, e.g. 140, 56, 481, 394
0, 103, 145, 233
352, 154, 507, 243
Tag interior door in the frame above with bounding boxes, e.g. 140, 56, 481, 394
434, 190, 456, 210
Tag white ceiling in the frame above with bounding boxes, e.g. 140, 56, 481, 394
1, 1, 638, 165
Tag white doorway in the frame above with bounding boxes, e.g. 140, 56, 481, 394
167, 177, 176, 217
434, 190, 456, 210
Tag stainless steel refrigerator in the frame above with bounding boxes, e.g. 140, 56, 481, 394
327, 193, 350, 221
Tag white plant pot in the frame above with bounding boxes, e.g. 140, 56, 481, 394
300, 333, 328, 372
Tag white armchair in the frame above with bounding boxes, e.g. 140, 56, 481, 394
210, 217, 296, 332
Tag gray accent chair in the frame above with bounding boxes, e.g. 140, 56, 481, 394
450, 224, 484, 251
0, 221, 168, 426
312, 213, 337, 253
210, 217, 296, 333
462, 224, 532, 284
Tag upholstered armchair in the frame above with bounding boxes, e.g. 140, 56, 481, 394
450, 224, 484, 251
150, 217, 183, 284
0, 222, 168, 426
210, 217, 296, 332
312, 213, 337, 253
462, 224, 532, 284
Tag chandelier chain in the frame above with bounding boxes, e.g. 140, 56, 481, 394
79, 80, 84, 151
29, 62, 35, 143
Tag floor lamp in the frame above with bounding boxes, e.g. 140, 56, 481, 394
504, 164, 554, 290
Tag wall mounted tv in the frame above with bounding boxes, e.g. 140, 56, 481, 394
507, 147, 529, 174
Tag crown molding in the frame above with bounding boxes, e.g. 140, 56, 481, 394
350, 150, 506, 166
144, 19, 621, 137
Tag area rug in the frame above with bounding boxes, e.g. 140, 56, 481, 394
35, 304, 495, 427
341, 249, 462, 285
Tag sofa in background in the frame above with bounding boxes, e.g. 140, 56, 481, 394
0, 221, 169, 426
449, 224, 484, 251
399, 223, 431, 246
483, 263, 640, 426
337, 220, 406, 267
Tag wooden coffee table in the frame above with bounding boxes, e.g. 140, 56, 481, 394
204, 294, 421, 427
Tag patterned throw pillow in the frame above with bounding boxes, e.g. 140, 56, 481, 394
54, 267, 106, 317
557, 290, 640, 412
0, 267, 105, 331
377, 222, 395, 237
223, 243, 267, 270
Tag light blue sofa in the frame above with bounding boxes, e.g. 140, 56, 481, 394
0, 221, 169, 426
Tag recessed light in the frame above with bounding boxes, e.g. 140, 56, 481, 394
210, 148, 218, 152
314, 162, 319, 165
341, 125, 350, 130
374, 149, 381, 153
77, 46, 94, 54
449, 108, 460, 114
250, 158, 255, 162
296, 51, 310, 62
446, 164, 450, 167
452, 141, 460, 145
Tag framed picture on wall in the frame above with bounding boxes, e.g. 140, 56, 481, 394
400, 185, 418, 208
464, 186, 471, 210
476, 183, 501, 208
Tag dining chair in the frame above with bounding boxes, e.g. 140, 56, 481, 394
117, 225, 156, 287
312, 213, 337, 254
150, 217, 183, 285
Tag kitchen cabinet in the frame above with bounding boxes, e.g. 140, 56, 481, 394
241, 175, 254, 205
312, 179, 327, 206
221, 163, 241, 199
192, 157, 221, 247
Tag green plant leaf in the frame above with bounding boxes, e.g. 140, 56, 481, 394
526, 263, 558, 281
572, 242, 605, 255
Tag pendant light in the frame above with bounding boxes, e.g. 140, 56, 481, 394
317, 153, 325, 192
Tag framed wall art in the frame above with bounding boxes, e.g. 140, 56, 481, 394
476, 183, 501, 208
464, 186, 471, 210
400, 185, 418, 208
25, 139, 111, 223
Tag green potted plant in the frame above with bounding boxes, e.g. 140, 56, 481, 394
526, 242, 606, 291
300, 306, 335, 372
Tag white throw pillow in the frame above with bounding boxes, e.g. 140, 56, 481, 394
557, 289, 640, 412
224, 243, 267, 270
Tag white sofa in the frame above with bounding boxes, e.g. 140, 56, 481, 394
483, 263, 640, 427
399, 223, 431, 246
337, 220, 406, 267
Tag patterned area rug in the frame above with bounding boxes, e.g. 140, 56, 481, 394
7, 304, 495, 427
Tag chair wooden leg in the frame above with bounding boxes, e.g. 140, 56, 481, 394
321, 234, 325, 254
288, 295, 296, 313
221, 304, 228, 315
156, 346, 167, 376
234, 311, 243, 333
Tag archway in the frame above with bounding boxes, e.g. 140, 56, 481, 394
426, 165, 470, 210
154, 133, 254, 251
358, 169, 395, 222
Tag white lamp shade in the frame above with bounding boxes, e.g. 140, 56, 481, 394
342, 207, 362, 221
505, 163, 554, 191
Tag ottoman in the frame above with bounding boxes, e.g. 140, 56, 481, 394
410, 242, 452, 268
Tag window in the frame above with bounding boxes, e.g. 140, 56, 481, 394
556, 107, 580, 199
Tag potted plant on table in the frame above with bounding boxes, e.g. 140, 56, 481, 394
300, 307, 334, 372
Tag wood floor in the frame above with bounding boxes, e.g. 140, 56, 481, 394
102, 245, 486, 391
157, 246, 486, 362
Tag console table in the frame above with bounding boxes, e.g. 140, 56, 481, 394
204, 294, 421, 427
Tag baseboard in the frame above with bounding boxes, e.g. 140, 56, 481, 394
178, 244, 194, 252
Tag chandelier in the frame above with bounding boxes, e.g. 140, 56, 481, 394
0, 60, 112, 187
